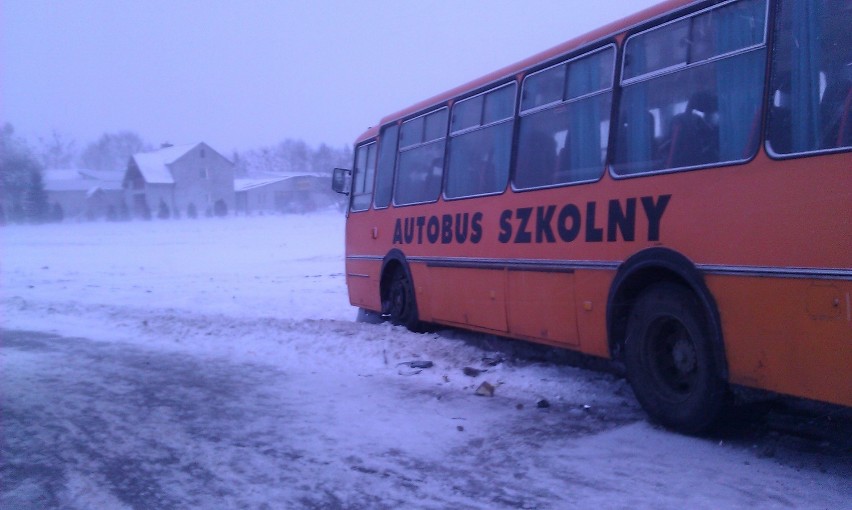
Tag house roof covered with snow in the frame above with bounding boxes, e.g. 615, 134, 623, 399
77, 169, 124, 181
44, 169, 85, 181
130, 143, 200, 184
43, 169, 124, 192
234, 177, 291, 192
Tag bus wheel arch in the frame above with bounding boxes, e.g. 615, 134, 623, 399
607, 248, 729, 432
380, 250, 421, 330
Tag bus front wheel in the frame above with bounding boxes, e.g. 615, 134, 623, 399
625, 283, 726, 434
386, 268, 419, 330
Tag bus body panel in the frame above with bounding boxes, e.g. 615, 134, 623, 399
344, 150, 851, 407
708, 276, 852, 406
344, 257, 382, 311
341, 0, 852, 418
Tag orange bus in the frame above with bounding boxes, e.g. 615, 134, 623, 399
332, 0, 851, 433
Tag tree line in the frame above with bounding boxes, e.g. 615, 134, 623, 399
0, 123, 353, 224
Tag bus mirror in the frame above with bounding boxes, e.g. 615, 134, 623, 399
332, 168, 351, 195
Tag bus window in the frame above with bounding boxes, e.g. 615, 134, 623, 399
521, 64, 565, 112
613, 0, 768, 175
373, 124, 399, 208
767, 0, 852, 156
395, 108, 448, 205
445, 83, 516, 199
515, 46, 615, 190
350, 142, 377, 212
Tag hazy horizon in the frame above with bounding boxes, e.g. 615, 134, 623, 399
1, 1, 662, 154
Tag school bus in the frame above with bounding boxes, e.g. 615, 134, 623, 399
332, 0, 851, 433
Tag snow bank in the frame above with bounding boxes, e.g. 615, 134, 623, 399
2, 212, 849, 509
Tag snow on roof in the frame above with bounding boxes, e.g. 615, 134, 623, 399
44, 180, 123, 192
131, 143, 200, 184
43, 169, 84, 181
78, 169, 124, 181
44, 169, 124, 192
234, 177, 291, 192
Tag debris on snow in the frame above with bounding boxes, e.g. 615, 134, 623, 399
396, 360, 434, 376
482, 356, 504, 367
475, 381, 495, 397
536, 399, 550, 409
463, 367, 483, 377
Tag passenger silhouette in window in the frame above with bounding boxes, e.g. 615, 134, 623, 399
820, 75, 852, 149
664, 91, 719, 168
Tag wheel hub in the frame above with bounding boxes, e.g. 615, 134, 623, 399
671, 336, 697, 374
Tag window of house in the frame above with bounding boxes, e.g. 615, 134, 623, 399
514, 46, 615, 189
445, 82, 516, 198
612, 0, 768, 175
394, 108, 448, 205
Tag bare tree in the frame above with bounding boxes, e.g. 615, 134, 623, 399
79, 131, 151, 171
234, 139, 351, 176
312, 143, 352, 175
36, 130, 77, 169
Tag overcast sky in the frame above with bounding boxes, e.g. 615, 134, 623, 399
2, 0, 661, 154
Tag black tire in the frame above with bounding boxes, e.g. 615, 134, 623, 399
385, 267, 420, 330
625, 283, 727, 434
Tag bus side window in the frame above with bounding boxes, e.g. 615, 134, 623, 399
515, 119, 559, 188
664, 91, 719, 168
445, 83, 515, 199
614, 0, 767, 174
373, 124, 399, 208
395, 109, 447, 205
515, 46, 614, 189
820, 78, 852, 149
767, 0, 852, 155
350, 142, 377, 212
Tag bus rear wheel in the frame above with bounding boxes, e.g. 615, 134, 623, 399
625, 283, 726, 434
385, 267, 419, 330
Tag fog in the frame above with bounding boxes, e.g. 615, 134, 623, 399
2, 0, 660, 153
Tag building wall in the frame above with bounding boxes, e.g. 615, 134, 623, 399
84, 189, 127, 220
238, 175, 338, 215
279, 175, 337, 212
46, 187, 127, 221
136, 183, 174, 219
47, 190, 87, 219
238, 180, 291, 214
169, 143, 235, 217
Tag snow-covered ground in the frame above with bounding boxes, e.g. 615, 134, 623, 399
2, 212, 850, 509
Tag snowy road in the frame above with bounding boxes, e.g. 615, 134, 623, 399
2, 328, 643, 509
4, 326, 851, 510
2, 214, 851, 509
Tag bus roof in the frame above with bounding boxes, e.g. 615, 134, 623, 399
355, 0, 694, 145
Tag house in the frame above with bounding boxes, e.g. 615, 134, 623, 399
124, 142, 234, 219
43, 169, 126, 221
235, 174, 338, 214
